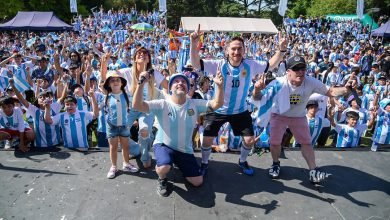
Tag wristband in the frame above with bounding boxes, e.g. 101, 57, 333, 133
279, 50, 287, 53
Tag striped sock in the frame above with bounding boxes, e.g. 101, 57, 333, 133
201, 146, 212, 164
239, 144, 252, 163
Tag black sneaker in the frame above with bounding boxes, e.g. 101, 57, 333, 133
199, 163, 208, 176
309, 168, 331, 184
268, 162, 280, 179
157, 178, 169, 197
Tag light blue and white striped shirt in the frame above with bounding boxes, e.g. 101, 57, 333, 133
147, 99, 209, 154
51, 111, 94, 148
203, 59, 268, 115
335, 124, 367, 148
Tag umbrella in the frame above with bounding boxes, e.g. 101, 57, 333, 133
131, 22, 154, 31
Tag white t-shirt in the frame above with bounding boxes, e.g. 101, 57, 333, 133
279, 76, 328, 117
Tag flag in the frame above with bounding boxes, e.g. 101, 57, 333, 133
159, 0, 167, 12
70, 0, 78, 13
356, 0, 364, 19
177, 39, 190, 73
278, 0, 288, 17
13, 65, 31, 93
114, 30, 127, 44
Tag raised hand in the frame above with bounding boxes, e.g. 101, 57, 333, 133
190, 24, 202, 42
278, 32, 288, 51
254, 74, 266, 90
213, 66, 224, 87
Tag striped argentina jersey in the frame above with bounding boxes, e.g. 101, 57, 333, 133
203, 59, 268, 115
147, 98, 209, 154
335, 124, 367, 148
51, 111, 94, 148
0, 107, 25, 132
294, 116, 330, 146
27, 103, 61, 147
103, 92, 130, 127
96, 92, 107, 133
76, 96, 91, 111
372, 107, 390, 144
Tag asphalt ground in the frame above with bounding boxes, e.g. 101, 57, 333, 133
0, 147, 389, 220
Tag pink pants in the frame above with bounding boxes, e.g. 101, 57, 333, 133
269, 113, 312, 146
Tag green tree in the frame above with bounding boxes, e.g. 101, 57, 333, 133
0, 0, 24, 22
307, 0, 356, 17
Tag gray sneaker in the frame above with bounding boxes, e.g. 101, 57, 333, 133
157, 178, 169, 197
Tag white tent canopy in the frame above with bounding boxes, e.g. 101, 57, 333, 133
181, 17, 278, 34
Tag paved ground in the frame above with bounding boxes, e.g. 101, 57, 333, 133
0, 147, 389, 220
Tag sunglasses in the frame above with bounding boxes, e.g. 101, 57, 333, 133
291, 66, 307, 72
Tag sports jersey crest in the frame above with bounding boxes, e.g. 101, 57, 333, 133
187, 109, 194, 116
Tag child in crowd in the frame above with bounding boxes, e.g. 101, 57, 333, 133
102, 71, 139, 179
294, 100, 330, 147
10, 79, 62, 148
370, 92, 390, 151
0, 96, 35, 151
43, 94, 98, 149
333, 111, 374, 148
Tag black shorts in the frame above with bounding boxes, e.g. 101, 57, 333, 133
203, 111, 254, 137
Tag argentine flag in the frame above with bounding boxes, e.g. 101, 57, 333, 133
13, 64, 31, 93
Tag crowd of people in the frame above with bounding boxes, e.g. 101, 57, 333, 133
0, 6, 389, 196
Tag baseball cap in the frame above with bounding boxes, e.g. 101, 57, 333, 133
286, 56, 306, 69
306, 100, 319, 108
168, 73, 190, 95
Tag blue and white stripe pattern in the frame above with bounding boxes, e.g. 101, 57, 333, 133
105, 93, 130, 127
177, 38, 190, 73
13, 64, 31, 92
147, 99, 208, 154
114, 30, 127, 44
201, 60, 268, 115
28, 104, 61, 147
52, 111, 94, 148
372, 107, 390, 144
335, 124, 367, 148
253, 80, 283, 127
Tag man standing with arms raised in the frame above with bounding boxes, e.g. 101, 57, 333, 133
190, 25, 288, 175
252, 56, 356, 183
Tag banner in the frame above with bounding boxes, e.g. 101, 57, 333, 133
159, 0, 167, 12
326, 14, 378, 29
113, 30, 127, 44
70, 0, 78, 13
357, 0, 364, 19
278, 0, 288, 17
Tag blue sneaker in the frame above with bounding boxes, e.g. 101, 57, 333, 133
199, 163, 208, 176
238, 160, 254, 176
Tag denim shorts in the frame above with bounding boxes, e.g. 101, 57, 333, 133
106, 122, 130, 139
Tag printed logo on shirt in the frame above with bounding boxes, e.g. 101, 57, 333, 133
168, 112, 172, 117
290, 94, 302, 105
64, 119, 69, 125
187, 109, 195, 116
241, 69, 247, 77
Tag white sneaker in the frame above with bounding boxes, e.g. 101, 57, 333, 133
107, 166, 118, 179
122, 163, 139, 173
371, 143, 378, 152
4, 140, 13, 149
